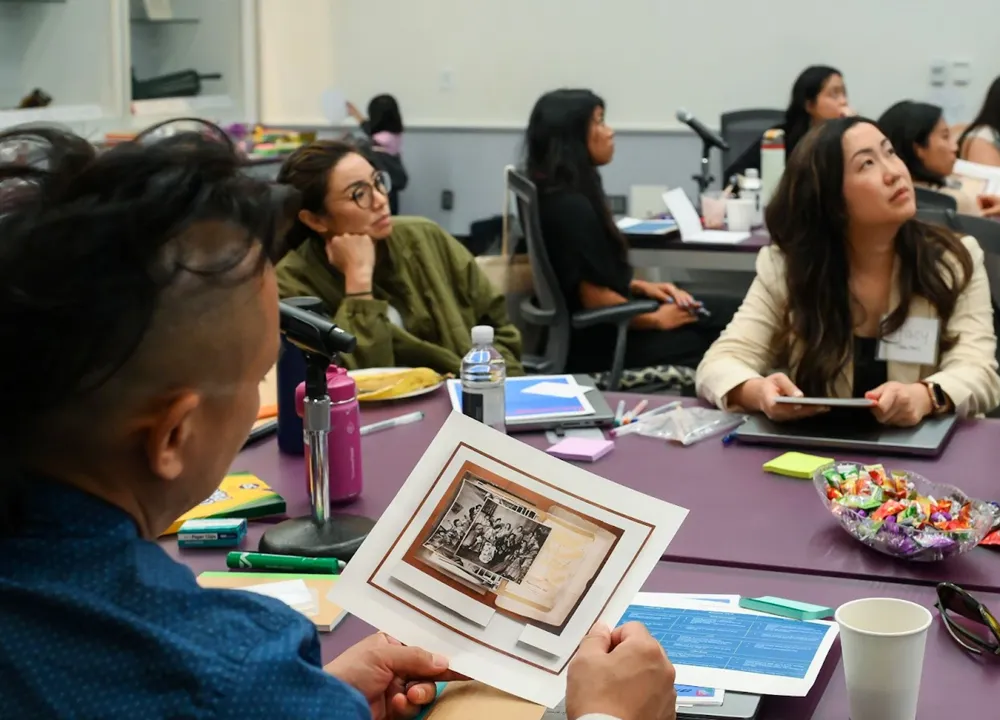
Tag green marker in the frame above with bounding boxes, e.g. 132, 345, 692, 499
225, 551, 344, 574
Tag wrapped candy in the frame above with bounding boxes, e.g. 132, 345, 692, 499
818, 460, 989, 561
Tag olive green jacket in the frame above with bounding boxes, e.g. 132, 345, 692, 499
275, 216, 523, 375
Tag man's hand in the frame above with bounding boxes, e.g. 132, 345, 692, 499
566, 622, 676, 720
735, 373, 829, 421
325, 233, 376, 293
325, 633, 460, 720
865, 382, 933, 427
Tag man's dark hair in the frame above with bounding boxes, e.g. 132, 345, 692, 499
0, 124, 293, 463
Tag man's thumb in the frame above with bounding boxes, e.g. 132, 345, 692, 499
576, 622, 612, 657
380, 646, 450, 678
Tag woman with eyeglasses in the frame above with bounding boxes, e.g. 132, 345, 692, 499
275, 141, 524, 375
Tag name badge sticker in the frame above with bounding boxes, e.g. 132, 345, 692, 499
877, 316, 940, 365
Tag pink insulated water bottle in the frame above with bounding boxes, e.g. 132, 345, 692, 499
294, 366, 363, 504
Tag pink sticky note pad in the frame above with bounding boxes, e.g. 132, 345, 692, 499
546, 437, 614, 462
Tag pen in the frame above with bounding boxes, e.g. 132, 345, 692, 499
360, 410, 424, 437
623, 400, 648, 424
614, 400, 626, 426
665, 297, 711, 317
611, 401, 681, 436
721, 432, 737, 446
226, 551, 344, 574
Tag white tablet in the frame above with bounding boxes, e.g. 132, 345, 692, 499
772, 397, 876, 408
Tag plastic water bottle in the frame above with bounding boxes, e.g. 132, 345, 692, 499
460, 326, 506, 434
760, 128, 786, 211
740, 168, 763, 228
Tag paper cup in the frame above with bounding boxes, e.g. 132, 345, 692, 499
725, 198, 755, 232
835, 598, 932, 720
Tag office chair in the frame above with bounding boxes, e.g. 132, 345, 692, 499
914, 186, 958, 212
719, 109, 785, 181
506, 168, 658, 391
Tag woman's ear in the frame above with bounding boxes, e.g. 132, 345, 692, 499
913, 141, 929, 165
298, 209, 329, 237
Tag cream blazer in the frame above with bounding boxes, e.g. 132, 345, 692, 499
696, 236, 1000, 417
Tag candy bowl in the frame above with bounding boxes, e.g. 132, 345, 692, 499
812, 461, 995, 562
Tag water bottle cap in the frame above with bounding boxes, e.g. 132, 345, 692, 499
471, 325, 494, 345
745, 169, 759, 178
293, 366, 356, 416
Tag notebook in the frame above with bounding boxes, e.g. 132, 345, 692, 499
197, 571, 346, 632
163, 472, 286, 535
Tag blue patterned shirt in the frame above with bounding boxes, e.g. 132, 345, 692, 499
0, 477, 370, 719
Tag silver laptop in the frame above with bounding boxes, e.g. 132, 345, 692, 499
734, 413, 958, 457
506, 374, 617, 433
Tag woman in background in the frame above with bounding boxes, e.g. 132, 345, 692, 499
697, 117, 1000, 424
959, 76, 1000, 167
347, 94, 407, 213
725, 65, 851, 179
878, 100, 1000, 217
275, 140, 523, 375
525, 89, 740, 373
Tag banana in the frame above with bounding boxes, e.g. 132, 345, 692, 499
355, 367, 445, 401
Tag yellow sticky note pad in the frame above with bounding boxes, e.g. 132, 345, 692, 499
762, 451, 833, 479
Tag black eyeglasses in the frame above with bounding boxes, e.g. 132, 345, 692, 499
344, 171, 391, 209
935, 582, 1000, 655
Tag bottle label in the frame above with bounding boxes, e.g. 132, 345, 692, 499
462, 392, 486, 423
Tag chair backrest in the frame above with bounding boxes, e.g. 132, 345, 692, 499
719, 109, 785, 179
505, 168, 571, 373
914, 185, 958, 211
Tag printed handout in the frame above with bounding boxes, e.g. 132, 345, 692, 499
329, 412, 688, 707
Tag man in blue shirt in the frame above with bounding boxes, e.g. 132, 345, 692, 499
0, 125, 677, 720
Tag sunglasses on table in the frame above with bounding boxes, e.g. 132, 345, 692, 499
935, 582, 1000, 655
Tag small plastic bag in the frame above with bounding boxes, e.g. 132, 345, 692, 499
635, 406, 746, 446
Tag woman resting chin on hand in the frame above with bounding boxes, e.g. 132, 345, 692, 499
697, 117, 1000, 424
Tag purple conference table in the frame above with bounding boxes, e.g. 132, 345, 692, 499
220, 390, 1000, 592
161, 529, 1000, 720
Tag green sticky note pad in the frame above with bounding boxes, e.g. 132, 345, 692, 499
739, 596, 834, 620
762, 451, 833, 479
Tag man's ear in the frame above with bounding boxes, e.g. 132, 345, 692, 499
298, 209, 330, 237
144, 392, 201, 481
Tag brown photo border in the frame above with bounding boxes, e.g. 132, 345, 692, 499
367, 442, 656, 675
401, 461, 623, 634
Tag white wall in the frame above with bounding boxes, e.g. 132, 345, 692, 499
257, 0, 337, 126
0, 0, 118, 111
329, 0, 1000, 129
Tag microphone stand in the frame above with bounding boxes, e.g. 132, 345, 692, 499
260, 333, 375, 560
692, 139, 715, 196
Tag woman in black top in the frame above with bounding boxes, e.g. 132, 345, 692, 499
725, 65, 850, 180
524, 89, 739, 373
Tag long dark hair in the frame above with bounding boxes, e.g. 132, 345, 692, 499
523, 88, 624, 251
961, 75, 1000, 150
765, 116, 973, 396
877, 100, 947, 186
367, 94, 404, 135
277, 140, 361, 252
784, 65, 842, 156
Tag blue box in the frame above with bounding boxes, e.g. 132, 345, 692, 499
178, 518, 247, 548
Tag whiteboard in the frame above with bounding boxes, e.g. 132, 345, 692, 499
329, 0, 1000, 129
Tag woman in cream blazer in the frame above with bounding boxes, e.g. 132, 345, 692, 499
697, 117, 1000, 424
